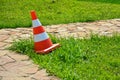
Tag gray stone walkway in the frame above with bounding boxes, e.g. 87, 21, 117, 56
0, 19, 120, 80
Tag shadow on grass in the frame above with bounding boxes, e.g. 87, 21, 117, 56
78, 0, 120, 4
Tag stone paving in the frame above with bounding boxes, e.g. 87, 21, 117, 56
0, 19, 120, 80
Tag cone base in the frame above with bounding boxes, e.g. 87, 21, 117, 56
36, 43, 60, 54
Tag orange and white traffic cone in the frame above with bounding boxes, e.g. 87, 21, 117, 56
30, 10, 60, 54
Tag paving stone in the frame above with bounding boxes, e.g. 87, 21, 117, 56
3, 61, 33, 70
2, 44, 11, 49
0, 71, 20, 77
101, 23, 114, 27
31, 69, 49, 79
2, 76, 31, 80
0, 50, 8, 57
0, 76, 2, 80
67, 27, 77, 32
19, 34, 31, 39
46, 25, 60, 29
4, 37, 14, 43
20, 64, 39, 74
0, 55, 15, 65
57, 28, 67, 32
84, 26, 99, 31
16, 28, 32, 30
46, 28, 58, 33
3, 61, 32, 77
5, 29, 20, 33
0, 30, 10, 35
3, 69, 28, 77
4, 36, 20, 43
7, 52, 29, 61
0, 42, 7, 48
115, 24, 120, 27
0, 66, 5, 71
77, 27, 86, 31
8, 31, 17, 35
0, 35, 9, 42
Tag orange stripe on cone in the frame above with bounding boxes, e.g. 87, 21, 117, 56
34, 38, 53, 51
33, 26, 45, 34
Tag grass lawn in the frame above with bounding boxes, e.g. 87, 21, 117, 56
10, 35, 120, 80
0, 0, 120, 28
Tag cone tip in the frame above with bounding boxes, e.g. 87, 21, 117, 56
30, 10, 35, 13
30, 10, 37, 20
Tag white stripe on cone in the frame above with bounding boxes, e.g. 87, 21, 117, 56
34, 32, 49, 42
32, 19, 42, 27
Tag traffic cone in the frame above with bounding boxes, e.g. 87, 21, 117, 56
30, 10, 60, 54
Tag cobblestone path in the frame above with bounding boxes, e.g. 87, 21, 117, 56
0, 19, 120, 80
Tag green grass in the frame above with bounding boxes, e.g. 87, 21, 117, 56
10, 35, 120, 80
0, 0, 120, 28
79, 0, 120, 4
